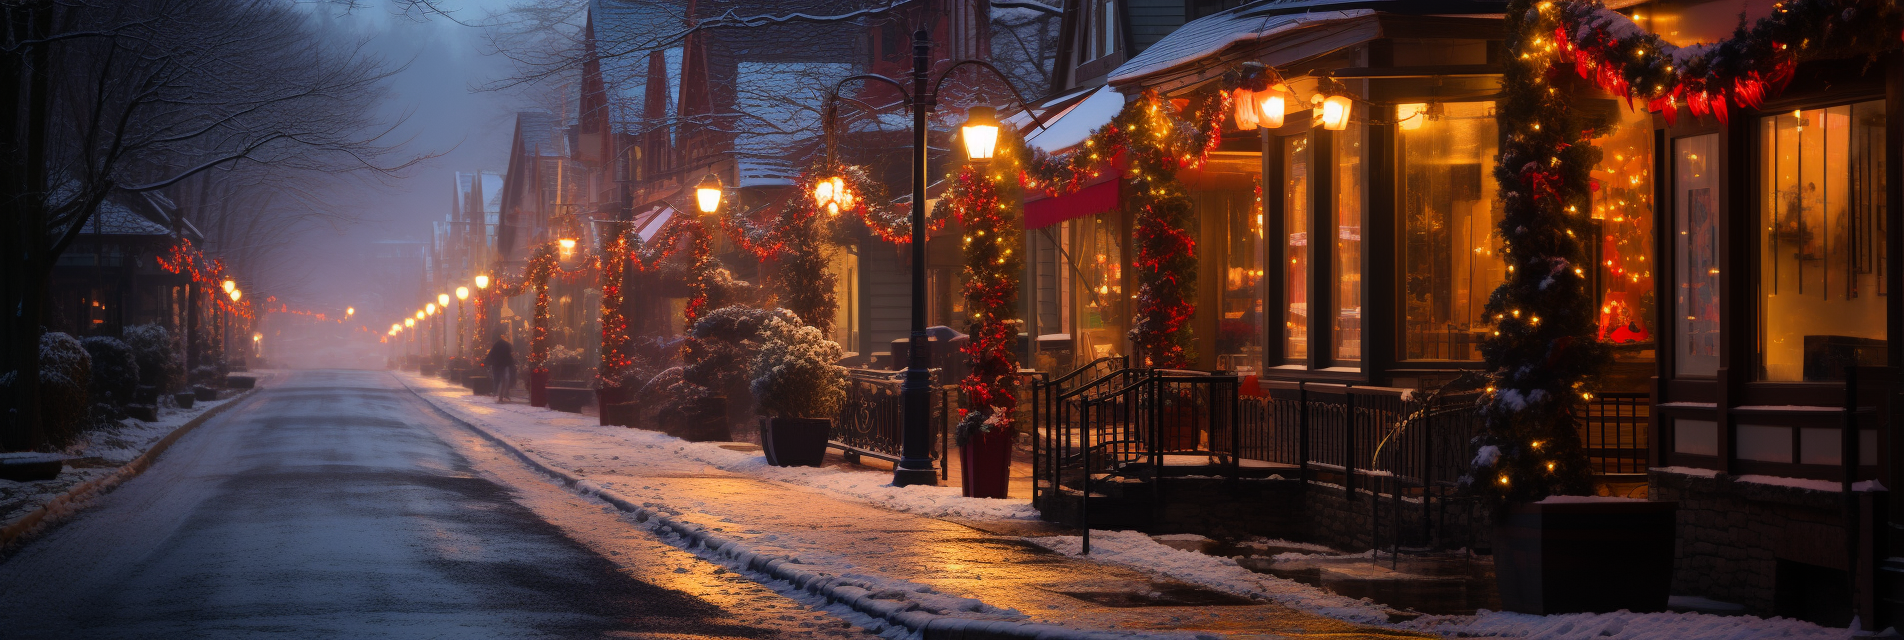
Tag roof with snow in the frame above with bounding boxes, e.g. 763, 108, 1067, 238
733, 61, 853, 158
1106, 0, 1506, 86
80, 190, 193, 239
590, 1, 684, 135
1023, 86, 1125, 153
516, 111, 567, 158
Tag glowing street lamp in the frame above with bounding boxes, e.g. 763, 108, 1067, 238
346, 307, 355, 318
456, 287, 468, 301
436, 293, 449, 307
221, 279, 236, 295
1319, 94, 1353, 131
695, 173, 724, 213
228, 289, 241, 302
416, 311, 425, 320
474, 275, 489, 290
960, 106, 1000, 162
426, 303, 436, 315
406, 318, 415, 327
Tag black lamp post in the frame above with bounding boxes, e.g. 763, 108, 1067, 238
818, 29, 1046, 487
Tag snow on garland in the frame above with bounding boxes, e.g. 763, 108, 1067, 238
945, 160, 1023, 442
1469, 0, 1904, 505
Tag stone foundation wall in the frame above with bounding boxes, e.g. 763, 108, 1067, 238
1648, 470, 1860, 616
1302, 482, 1491, 552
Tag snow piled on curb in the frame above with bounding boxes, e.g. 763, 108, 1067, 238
1025, 530, 1395, 625
1026, 529, 1868, 640
404, 375, 1036, 521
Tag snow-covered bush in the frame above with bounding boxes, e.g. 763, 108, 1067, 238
748, 315, 846, 420
82, 336, 140, 408
191, 364, 223, 388
123, 324, 183, 393
40, 332, 93, 447
548, 345, 584, 366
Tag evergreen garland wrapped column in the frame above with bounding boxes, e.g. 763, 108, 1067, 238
1474, 0, 1904, 503
948, 162, 1024, 439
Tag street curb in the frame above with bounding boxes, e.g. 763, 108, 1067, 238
0, 386, 262, 549
398, 375, 1164, 640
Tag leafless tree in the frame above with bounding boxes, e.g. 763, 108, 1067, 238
0, 0, 423, 450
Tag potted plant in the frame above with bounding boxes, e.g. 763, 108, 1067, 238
748, 314, 845, 467
956, 410, 1014, 498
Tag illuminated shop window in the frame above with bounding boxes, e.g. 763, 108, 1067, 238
1758, 101, 1888, 381
1282, 134, 1309, 362
1673, 134, 1721, 376
1400, 102, 1501, 360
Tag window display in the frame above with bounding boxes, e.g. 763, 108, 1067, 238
1590, 105, 1656, 362
1282, 134, 1309, 362
1400, 102, 1501, 360
1075, 213, 1125, 359
1673, 134, 1721, 376
1334, 125, 1364, 363
1758, 101, 1888, 381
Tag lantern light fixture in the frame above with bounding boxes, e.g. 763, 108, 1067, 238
406, 318, 416, 327
416, 310, 425, 320
426, 303, 436, 315
960, 106, 1000, 162
1320, 94, 1353, 131
694, 173, 724, 213
474, 274, 490, 290
222, 279, 236, 294
253, 333, 262, 343
346, 307, 355, 318
229, 289, 241, 302
437, 293, 450, 307
391, 323, 401, 333
1258, 84, 1289, 129
557, 237, 577, 258
456, 287, 469, 301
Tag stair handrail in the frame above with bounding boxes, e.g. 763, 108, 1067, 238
1037, 355, 1128, 394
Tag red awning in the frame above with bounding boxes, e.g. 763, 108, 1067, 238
1024, 175, 1119, 230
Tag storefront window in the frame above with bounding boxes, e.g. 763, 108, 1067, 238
1076, 213, 1125, 360
1590, 106, 1657, 362
1188, 172, 1264, 374
830, 250, 859, 352
1758, 101, 1888, 381
1673, 134, 1721, 376
1282, 134, 1309, 362
1400, 102, 1501, 360
1334, 125, 1364, 363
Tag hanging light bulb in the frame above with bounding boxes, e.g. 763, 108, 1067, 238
1258, 84, 1288, 129
1233, 88, 1259, 130
813, 178, 835, 208
1396, 103, 1428, 131
1321, 94, 1353, 131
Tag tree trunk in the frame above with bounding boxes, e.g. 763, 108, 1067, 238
1, 3, 54, 452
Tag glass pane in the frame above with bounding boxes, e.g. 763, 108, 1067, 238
1076, 213, 1125, 360
1758, 101, 1888, 381
1334, 125, 1364, 363
1590, 106, 1657, 363
1220, 176, 1264, 374
1283, 134, 1310, 362
1673, 134, 1721, 376
1401, 102, 1501, 360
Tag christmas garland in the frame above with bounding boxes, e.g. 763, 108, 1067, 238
1017, 90, 1228, 368
947, 161, 1024, 441
599, 223, 632, 387
1470, 0, 1904, 504
157, 238, 253, 321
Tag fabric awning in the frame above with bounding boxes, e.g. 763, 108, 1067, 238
1024, 173, 1119, 230
629, 205, 676, 242
1022, 87, 1126, 153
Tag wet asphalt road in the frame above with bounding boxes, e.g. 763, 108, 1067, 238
0, 370, 861, 639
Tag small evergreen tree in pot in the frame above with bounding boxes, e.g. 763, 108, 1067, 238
81, 337, 140, 413
748, 314, 845, 466
37, 332, 92, 449
123, 324, 184, 394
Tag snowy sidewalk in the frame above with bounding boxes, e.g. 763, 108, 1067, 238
399, 373, 1867, 640
1, 376, 266, 547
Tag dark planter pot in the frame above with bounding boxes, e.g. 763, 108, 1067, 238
601, 402, 639, 427
759, 417, 830, 467
1494, 499, 1678, 615
134, 385, 161, 406
225, 375, 256, 389
960, 428, 1013, 498
528, 369, 550, 407
552, 363, 582, 381
125, 404, 159, 422
468, 375, 493, 397
194, 386, 219, 402
0, 453, 66, 482
547, 386, 590, 413
173, 392, 196, 409
597, 388, 633, 426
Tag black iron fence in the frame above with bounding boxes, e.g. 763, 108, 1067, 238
829, 368, 952, 480
1581, 392, 1649, 476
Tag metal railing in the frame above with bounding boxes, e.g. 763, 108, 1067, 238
829, 368, 951, 480
1581, 392, 1649, 476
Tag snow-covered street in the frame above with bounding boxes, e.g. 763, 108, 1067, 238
0, 370, 873, 639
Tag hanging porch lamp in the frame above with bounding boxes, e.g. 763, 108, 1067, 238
694, 173, 724, 213
960, 106, 1000, 162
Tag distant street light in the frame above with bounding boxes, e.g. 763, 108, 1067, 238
695, 173, 724, 213
222, 279, 236, 295
406, 318, 415, 327
437, 293, 450, 307
959, 106, 1000, 162
346, 307, 355, 318
474, 275, 490, 290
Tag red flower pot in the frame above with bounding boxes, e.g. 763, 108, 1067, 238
597, 387, 632, 426
528, 368, 550, 407
960, 428, 1013, 499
